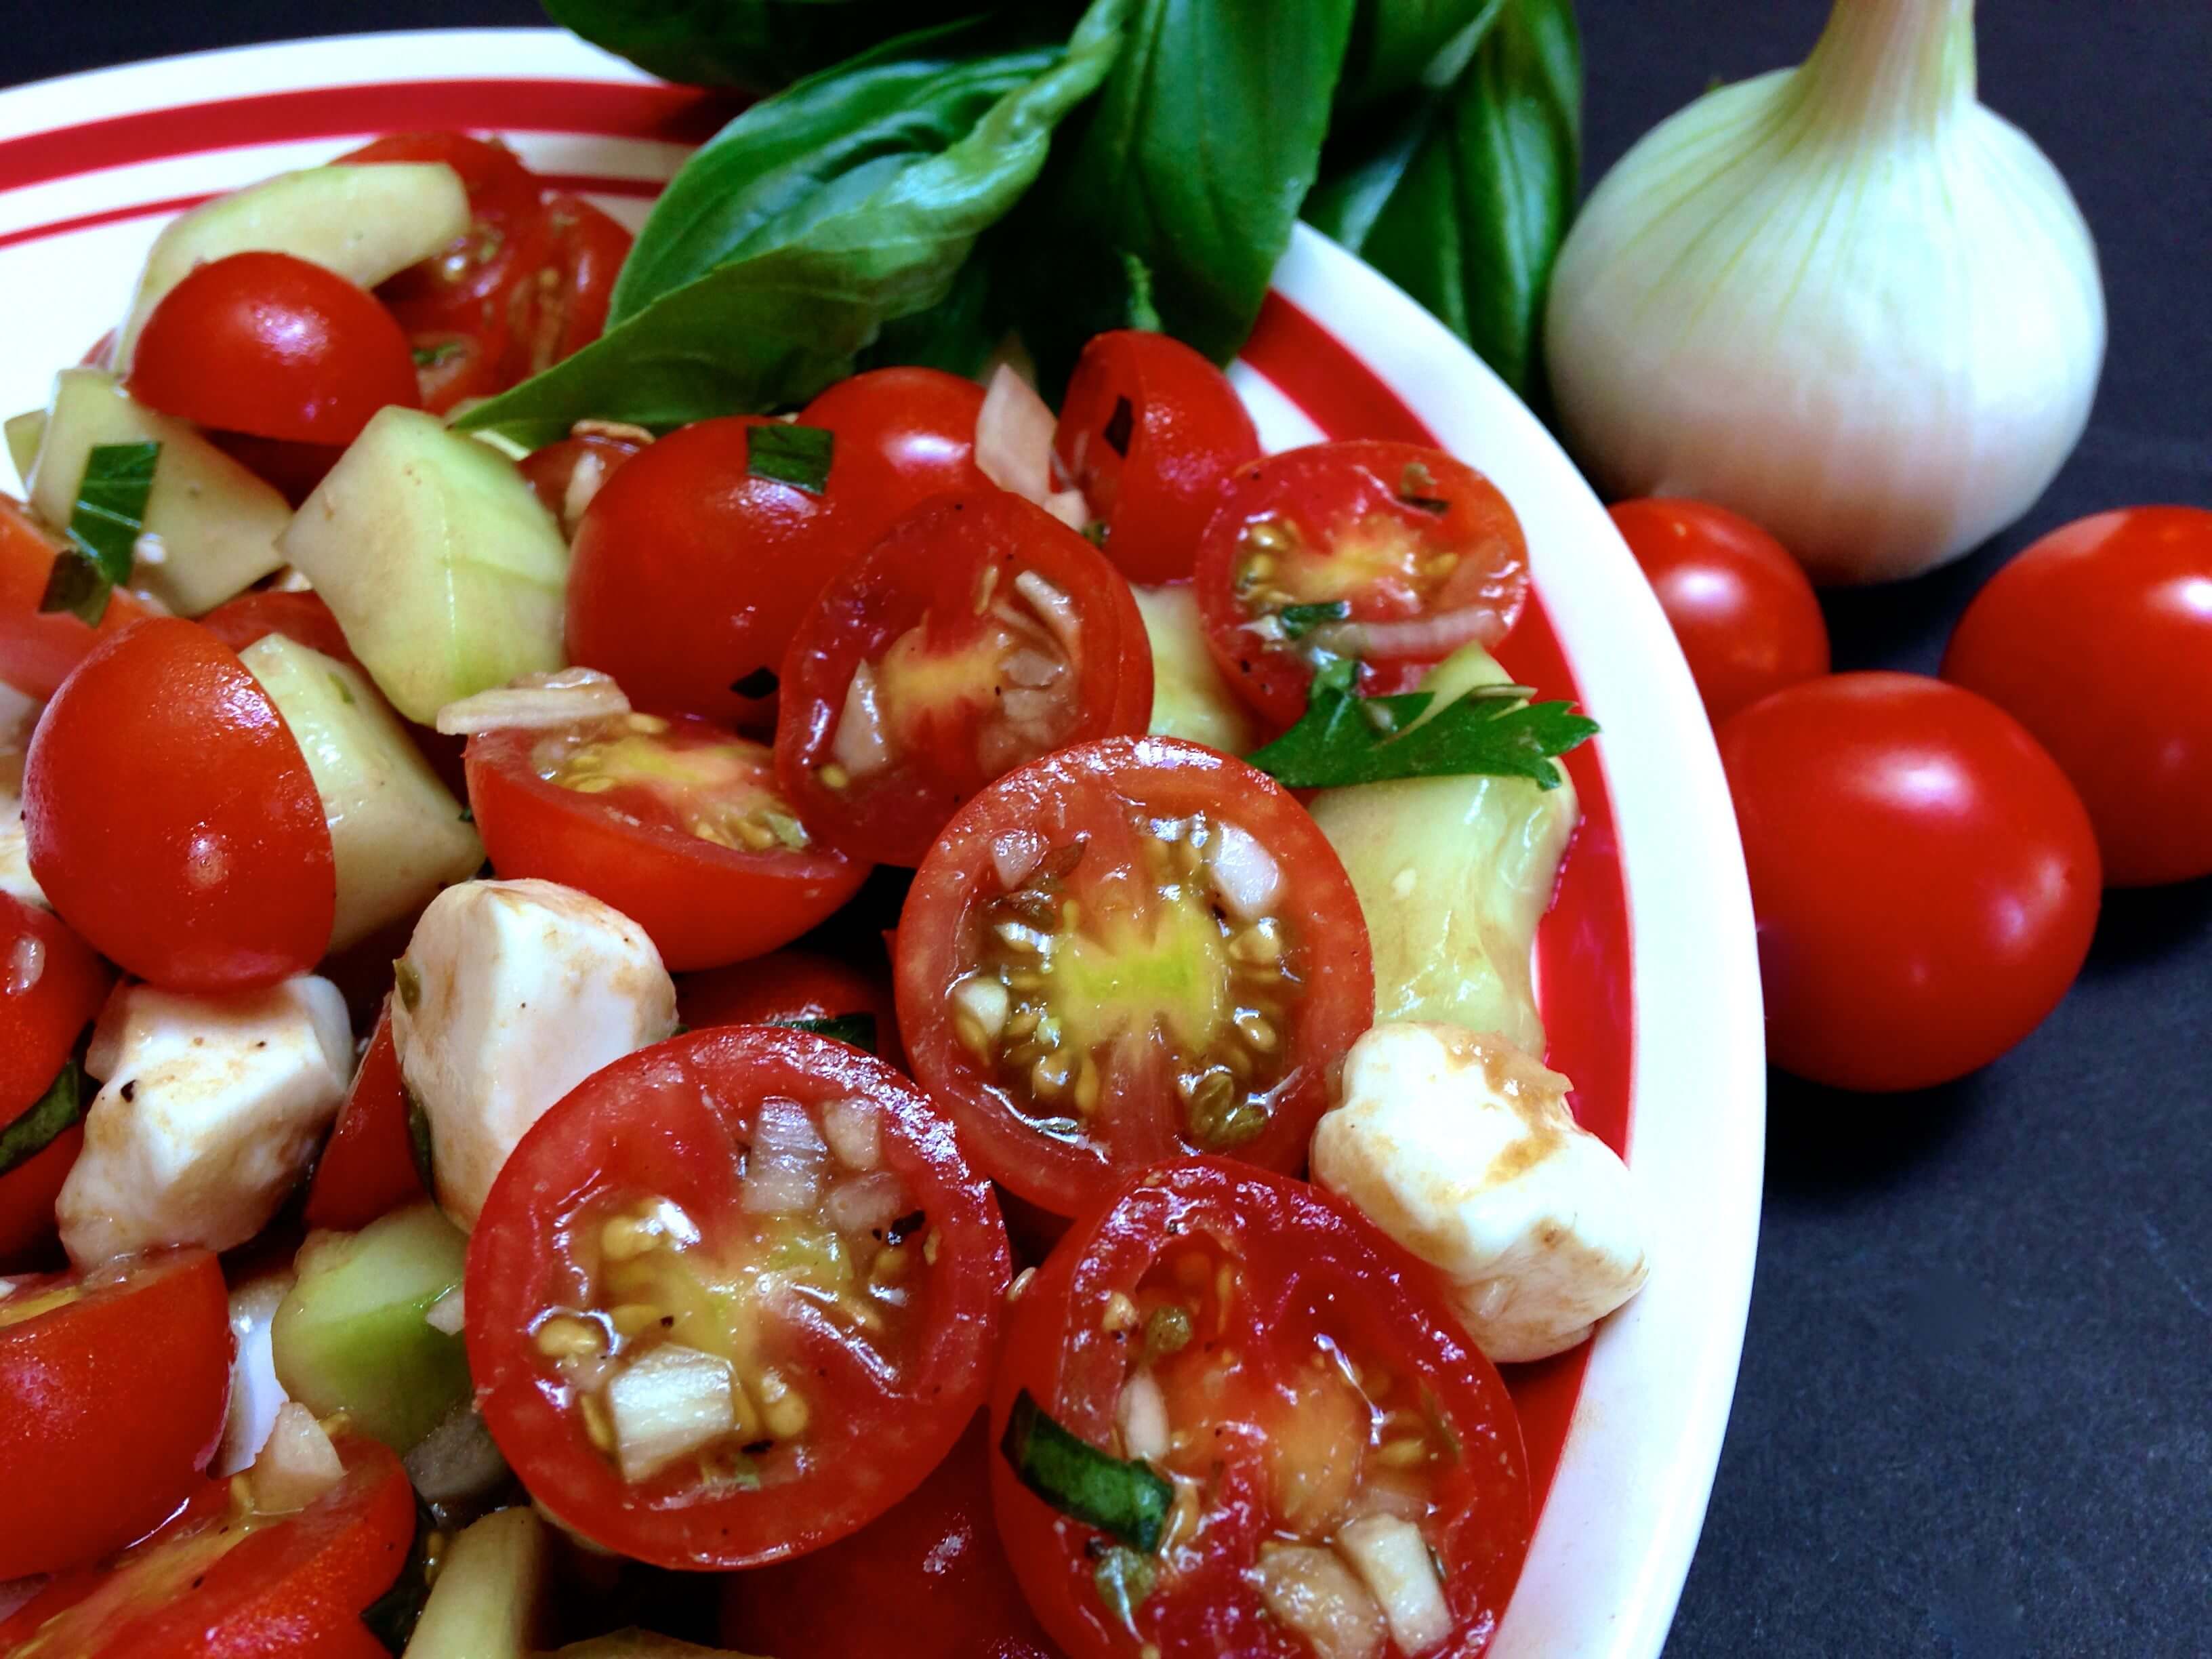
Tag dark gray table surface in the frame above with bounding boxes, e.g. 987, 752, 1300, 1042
11, 3, 2209, 1655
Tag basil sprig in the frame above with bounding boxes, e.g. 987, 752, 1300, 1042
0, 1061, 83, 1180
1001, 1389, 1174, 1553
39, 441, 159, 626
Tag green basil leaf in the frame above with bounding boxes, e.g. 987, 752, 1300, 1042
0, 1062, 81, 1180
1306, 0, 1580, 398
458, 3, 1130, 448
1009, 0, 1358, 383
770, 1012, 880, 1054
855, 233, 1003, 378
1001, 1389, 1172, 1553
746, 422, 835, 493
39, 440, 159, 626
1278, 600, 1351, 639
1336, 0, 1505, 115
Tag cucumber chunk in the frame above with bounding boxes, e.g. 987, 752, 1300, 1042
401, 1507, 546, 1659
27, 370, 290, 616
239, 634, 483, 951
116, 163, 470, 370
271, 1201, 472, 1453
3, 410, 43, 489
1134, 583, 1261, 756
276, 407, 570, 724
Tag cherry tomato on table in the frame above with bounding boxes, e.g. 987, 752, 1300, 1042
1607, 497, 1830, 724
895, 736, 1373, 1218
678, 945, 906, 1073
800, 365, 991, 545
1719, 672, 2101, 1092
1055, 329, 1261, 585
24, 617, 334, 991
466, 710, 868, 972
776, 489, 1154, 868
1942, 506, 2212, 887
992, 1159, 1531, 1659
0, 495, 155, 699
467, 1026, 1010, 1570
302, 1000, 424, 1233
125, 251, 419, 446
0, 1427, 417, 1657
0, 1248, 234, 1579
1195, 441, 1530, 730
720, 1412, 1059, 1659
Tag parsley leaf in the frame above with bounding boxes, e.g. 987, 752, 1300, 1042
39, 441, 160, 626
1247, 657, 1597, 790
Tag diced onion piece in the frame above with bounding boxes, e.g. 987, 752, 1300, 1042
562, 449, 609, 530
425, 1285, 466, 1335
951, 974, 1010, 1042
1311, 607, 1502, 664
991, 830, 1045, 888
741, 1095, 828, 1215
248, 1402, 345, 1514
975, 365, 1087, 527
819, 1096, 882, 1171
1334, 1515, 1453, 1656
1250, 1543, 1387, 1659
604, 1343, 736, 1483
1206, 821, 1282, 921
403, 1404, 511, 1504
1116, 1368, 1170, 1465
823, 1170, 909, 1235
830, 661, 893, 779
434, 668, 630, 735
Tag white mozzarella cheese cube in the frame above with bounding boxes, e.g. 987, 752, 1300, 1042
1311, 1022, 1650, 1364
0, 809, 43, 909
60, 976, 352, 1265
391, 878, 676, 1231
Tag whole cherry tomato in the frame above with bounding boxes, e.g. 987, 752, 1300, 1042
1942, 506, 2212, 887
799, 366, 991, 546
126, 251, 420, 445
1608, 497, 1830, 724
199, 587, 358, 668
497, 192, 634, 384
678, 945, 906, 1073
1719, 672, 2102, 1092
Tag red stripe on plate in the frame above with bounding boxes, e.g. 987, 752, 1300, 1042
1242, 288, 1637, 1524
0, 79, 732, 193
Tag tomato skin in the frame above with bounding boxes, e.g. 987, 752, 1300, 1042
518, 432, 644, 535
776, 490, 1155, 868
468, 1027, 1012, 1570
0, 495, 156, 700
1194, 441, 1531, 729
498, 193, 632, 384
798, 366, 991, 545
991, 1159, 1531, 1659
0, 1123, 81, 1269
1054, 330, 1262, 585
678, 946, 907, 1073
465, 714, 868, 972
346, 132, 546, 334
1607, 497, 1830, 725
895, 737, 1374, 1218
566, 415, 865, 731
302, 1002, 423, 1233
0, 1249, 234, 1579
0, 895, 111, 1120
1719, 672, 2102, 1092
199, 587, 358, 668
24, 617, 335, 991
720, 1412, 1059, 1659
1942, 506, 2212, 887
204, 430, 346, 509
126, 251, 420, 446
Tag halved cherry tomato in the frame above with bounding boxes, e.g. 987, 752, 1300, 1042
1194, 441, 1530, 729
0, 894, 110, 1120
466, 711, 868, 972
498, 192, 633, 384
199, 587, 358, 668
720, 1412, 1057, 1659
679, 946, 906, 1073
1608, 497, 1830, 725
799, 366, 991, 546
302, 1001, 423, 1233
895, 737, 1373, 1217
1054, 330, 1261, 585
408, 329, 508, 415
777, 490, 1155, 868
468, 1027, 1010, 1570
0, 1429, 415, 1657
567, 415, 869, 731
1720, 672, 2101, 1092
24, 617, 334, 990
0, 1124, 82, 1270
0, 495, 156, 699
991, 1159, 1531, 1659
0, 1249, 233, 1578
518, 430, 646, 535
1942, 506, 2212, 887
126, 251, 420, 446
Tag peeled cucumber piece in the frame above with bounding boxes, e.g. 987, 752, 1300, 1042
1307, 644, 1579, 1057
116, 163, 469, 369
401, 1507, 546, 1659
3, 411, 42, 489
270, 1202, 471, 1453
1134, 584, 1261, 756
27, 371, 291, 615
239, 634, 483, 951
277, 407, 570, 724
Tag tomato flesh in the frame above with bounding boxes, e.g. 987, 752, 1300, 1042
302, 1002, 423, 1233
992, 1160, 1530, 1659
896, 737, 1373, 1217
468, 1027, 1010, 1569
